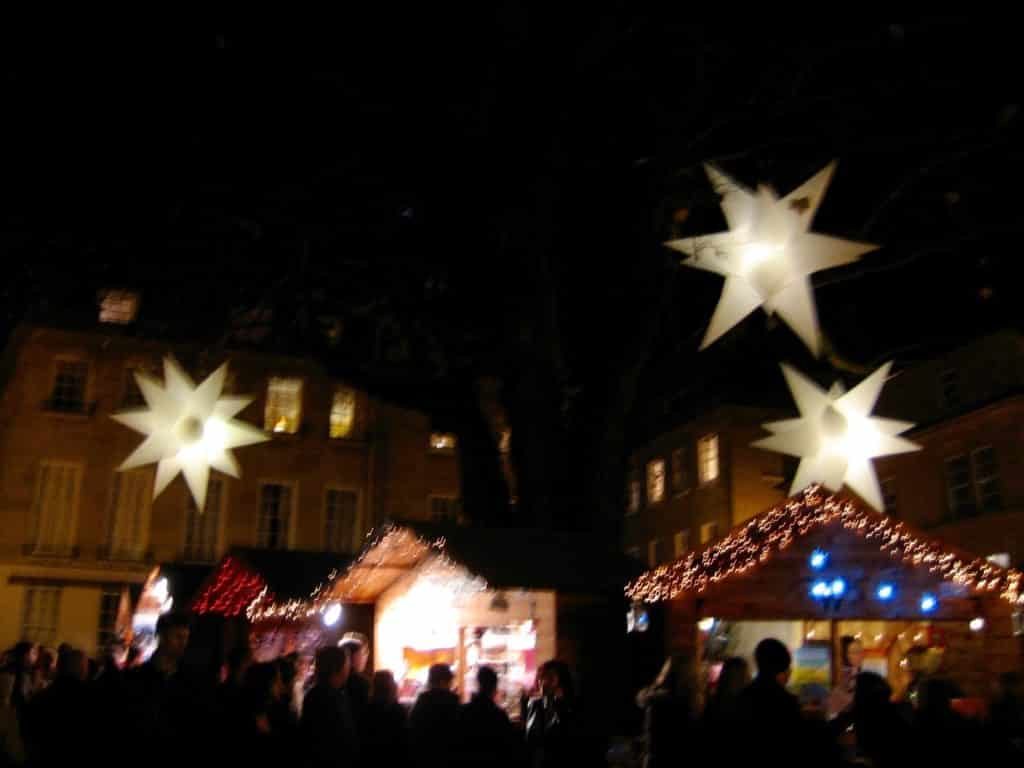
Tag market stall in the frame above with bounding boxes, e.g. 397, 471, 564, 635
626, 486, 1024, 705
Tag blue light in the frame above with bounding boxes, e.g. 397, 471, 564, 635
809, 549, 829, 570
830, 578, 847, 597
811, 580, 831, 599
876, 583, 895, 601
920, 593, 937, 613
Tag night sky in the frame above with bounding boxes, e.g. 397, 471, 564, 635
1, 19, 1020, 523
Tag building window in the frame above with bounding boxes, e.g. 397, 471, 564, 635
98, 290, 139, 324
324, 489, 359, 553
330, 388, 357, 439
674, 530, 690, 559
22, 587, 61, 646
498, 429, 511, 455
97, 588, 122, 652
107, 469, 152, 560
627, 479, 641, 516
430, 432, 458, 451
30, 462, 81, 555
265, 378, 302, 434
647, 539, 661, 568
258, 483, 293, 549
184, 477, 224, 562
697, 434, 720, 484
945, 455, 975, 518
971, 446, 1001, 513
48, 360, 89, 413
938, 368, 960, 411
122, 363, 157, 408
700, 521, 719, 545
430, 496, 462, 524
880, 477, 898, 518
671, 447, 689, 493
646, 459, 666, 504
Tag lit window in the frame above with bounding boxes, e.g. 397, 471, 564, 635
880, 477, 898, 518
971, 446, 1001, 512
258, 483, 293, 549
674, 530, 690, 559
107, 469, 152, 560
499, 429, 511, 455
430, 496, 462, 524
700, 521, 719, 545
184, 477, 224, 562
671, 447, 688, 492
698, 434, 719, 484
265, 378, 302, 434
325, 489, 358, 552
97, 588, 123, 652
31, 462, 81, 555
330, 388, 357, 439
647, 539, 661, 568
122, 362, 157, 408
938, 368, 960, 411
945, 455, 974, 518
627, 479, 641, 516
22, 587, 61, 646
647, 459, 666, 504
430, 432, 458, 451
98, 290, 139, 324
49, 360, 89, 413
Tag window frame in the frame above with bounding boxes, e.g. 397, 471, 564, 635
22, 587, 62, 646
700, 521, 720, 545
183, 476, 226, 562
30, 460, 83, 556
329, 387, 359, 440
646, 458, 666, 505
257, 480, 296, 550
428, 494, 463, 524
697, 434, 720, 485
46, 356, 92, 415
264, 377, 304, 435
323, 486, 362, 553
106, 468, 154, 560
673, 530, 690, 559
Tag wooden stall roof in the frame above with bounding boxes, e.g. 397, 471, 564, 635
626, 486, 1024, 615
329, 520, 641, 604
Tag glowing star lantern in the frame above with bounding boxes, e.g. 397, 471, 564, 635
111, 357, 269, 510
753, 362, 920, 511
667, 163, 877, 354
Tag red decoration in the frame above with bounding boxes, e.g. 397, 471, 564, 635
192, 556, 271, 616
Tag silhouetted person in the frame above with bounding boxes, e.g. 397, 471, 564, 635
300, 646, 358, 767
5, 644, 34, 714
458, 666, 521, 768
410, 664, 460, 768
235, 662, 288, 767
269, 656, 299, 741
0, 672, 26, 767
636, 655, 695, 768
124, 613, 198, 768
217, 645, 253, 728
989, 671, 1024, 757
843, 672, 911, 767
526, 660, 578, 768
24, 649, 91, 766
363, 670, 410, 768
704, 656, 749, 730
738, 639, 803, 765
915, 677, 977, 764
340, 632, 371, 735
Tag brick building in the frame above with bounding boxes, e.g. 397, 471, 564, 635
0, 294, 460, 654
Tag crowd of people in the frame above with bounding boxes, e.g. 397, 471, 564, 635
633, 637, 1024, 767
0, 613, 581, 768
4, 617, 1023, 767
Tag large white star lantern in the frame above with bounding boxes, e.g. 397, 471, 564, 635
753, 362, 920, 511
667, 163, 878, 355
111, 357, 268, 510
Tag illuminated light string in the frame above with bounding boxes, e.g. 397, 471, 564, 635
192, 556, 270, 617
625, 486, 1024, 606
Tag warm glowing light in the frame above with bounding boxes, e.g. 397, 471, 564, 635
876, 583, 895, 601
111, 357, 269, 509
809, 549, 829, 570
806, 629, 816, 639
969, 617, 985, 632
874, 634, 884, 643
697, 617, 716, 632
322, 603, 342, 627
666, 163, 877, 354
920, 594, 937, 613
753, 363, 920, 511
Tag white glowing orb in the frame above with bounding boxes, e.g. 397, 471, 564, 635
697, 617, 716, 632
322, 603, 342, 627
111, 357, 269, 510
753, 362, 920, 511
667, 163, 877, 355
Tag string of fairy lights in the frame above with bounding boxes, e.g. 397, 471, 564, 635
625, 486, 1024, 606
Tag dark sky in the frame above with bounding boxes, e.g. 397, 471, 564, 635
1, 19, 1020, 439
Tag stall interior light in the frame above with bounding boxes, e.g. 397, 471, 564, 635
920, 594, 938, 613
969, 617, 985, 632
322, 603, 342, 627
809, 550, 829, 570
876, 583, 895, 601
697, 617, 716, 632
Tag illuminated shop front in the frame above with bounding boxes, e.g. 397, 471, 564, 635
627, 487, 1024, 704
